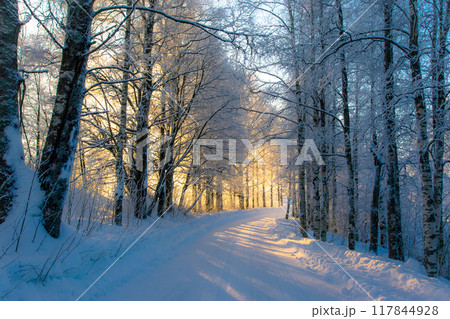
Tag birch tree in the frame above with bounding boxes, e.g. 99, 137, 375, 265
0, 0, 24, 223
113, 0, 133, 226
409, 0, 437, 276
382, 0, 404, 261
336, 0, 357, 250
430, 0, 450, 275
131, 0, 157, 219
38, 0, 95, 237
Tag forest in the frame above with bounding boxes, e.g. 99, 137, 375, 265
0, 0, 449, 300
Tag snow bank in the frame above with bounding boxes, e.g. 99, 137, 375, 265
0, 196, 248, 300
273, 218, 450, 301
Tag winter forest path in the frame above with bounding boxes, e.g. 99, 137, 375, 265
81, 208, 450, 301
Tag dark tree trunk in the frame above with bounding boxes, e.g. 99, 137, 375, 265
286, 170, 291, 219
299, 167, 307, 237
312, 163, 321, 239
0, 0, 22, 223
178, 166, 192, 210
113, 0, 133, 226
431, 0, 450, 275
380, 210, 387, 249
133, 0, 157, 219
245, 166, 250, 209
330, 112, 337, 234
369, 81, 382, 254
369, 132, 382, 254
306, 167, 313, 229
336, 0, 357, 250
262, 168, 266, 208
319, 95, 328, 242
292, 172, 298, 218
383, 0, 405, 261
239, 190, 244, 210
205, 184, 212, 213
409, 0, 438, 276
154, 130, 174, 217
288, 0, 307, 235
216, 180, 223, 212
38, 0, 94, 238
278, 185, 282, 207
165, 161, 174, 211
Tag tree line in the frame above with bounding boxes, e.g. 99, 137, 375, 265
244, 0, 449, 278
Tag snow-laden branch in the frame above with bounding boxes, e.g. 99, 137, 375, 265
87, 0, 139, 56
86, 66, 137, 76
22, 0, 64, 49
249, 89, 346, 129
86, 76, 147, 92
318, 36, 411, 65
93, 5, 252, 44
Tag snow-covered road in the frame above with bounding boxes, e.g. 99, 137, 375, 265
92, 208, 347, 300
80, 208, 450, 301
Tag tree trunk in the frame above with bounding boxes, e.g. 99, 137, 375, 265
216, 180, 223, 212
336, 0, 357, 250
299, 166, 307, 237
312, 163, 321, 240
369, 81, 382, 254
286, 170, 291, 219
245, 166, 250, 209
270, 172, 273, 207
383, 0, 405, 261
409, 0, 438, 276
278, 185, 282, 207
251, 165, 255, 208
369, 133, 382, 254
287, 0, 307, 236
239, 190, 244, 210
319, 94, 328, 242
431, 0, 450, 275
113, 0, 132, 226
353, 87, 360, 239
38, 0, 94, 238
262, 168, 266, 208
165, 161, 174, 211
292, 173, 298, 218
206, 184, 212, 213
0, 0, 23, 223
306, 167, 312, 229
133, 0, 157, 219
330, 107, 337, 234
255, 165, 260, 207
197, 183, 203, 212
178, 166, 192, 210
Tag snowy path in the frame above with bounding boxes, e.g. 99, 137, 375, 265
91, 208, 345, 300
86, 208, 345, 300
79, 208, 450, 301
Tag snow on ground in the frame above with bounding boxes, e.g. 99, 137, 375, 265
272, 216, 450, 301
1, 207, 449, 300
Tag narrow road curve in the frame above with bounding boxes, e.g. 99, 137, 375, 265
88, 208, 363, 301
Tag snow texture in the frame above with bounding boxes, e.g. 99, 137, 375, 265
1, 207, 449, 300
